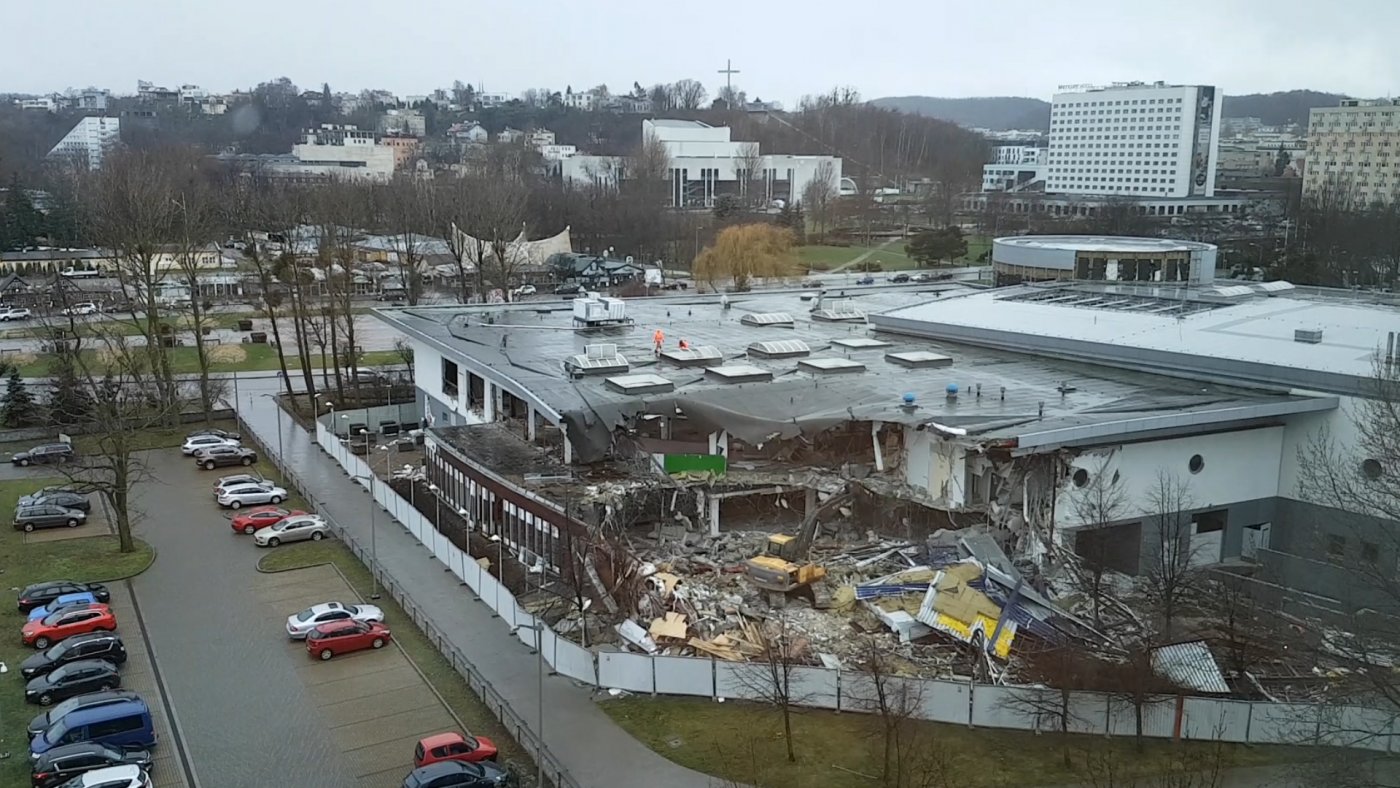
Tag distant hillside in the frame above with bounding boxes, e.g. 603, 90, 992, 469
875, 89, 1352, 132
869, 96, 1050, 131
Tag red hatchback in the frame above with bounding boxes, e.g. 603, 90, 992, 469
229, 507, 305, 535
21, 603, 116, 649
306, 620, 391, 660
415, 732, 499, 766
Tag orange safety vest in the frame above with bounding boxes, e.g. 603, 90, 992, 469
653, 329, 665, 346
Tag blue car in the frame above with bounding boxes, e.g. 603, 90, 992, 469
856, 275, 875, 285
26, 592, 97, 621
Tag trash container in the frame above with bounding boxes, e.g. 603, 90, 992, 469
249, 331, 267, 344
237, 319, 254, 331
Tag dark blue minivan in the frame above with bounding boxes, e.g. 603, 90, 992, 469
30, 696, 155, 758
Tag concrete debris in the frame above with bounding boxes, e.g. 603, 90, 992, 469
617, 619, 658, 653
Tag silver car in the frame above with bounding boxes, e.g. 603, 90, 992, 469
285, 601, 384, 639
14, 505, 86, 532
216, 483, 287, 509
253, 514, 328, 547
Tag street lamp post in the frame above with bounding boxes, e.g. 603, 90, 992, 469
511, 622, 546, 747
490, 534, 505, 617
356, 428, 381, 600
260, 393, 284, 463
427, 483, 440, 557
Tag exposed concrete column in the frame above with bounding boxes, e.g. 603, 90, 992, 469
563, 424, 573, 465
708, 494, 721, 536
660, 417, 670, 441
484, 380, 496, 421
708, 429, 728, 458
871, 422, 885, 472
527, 405, 537, 441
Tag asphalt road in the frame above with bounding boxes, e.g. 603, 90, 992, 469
129, 450, 360, 788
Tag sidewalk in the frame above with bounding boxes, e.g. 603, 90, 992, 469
231, 379, 727, 788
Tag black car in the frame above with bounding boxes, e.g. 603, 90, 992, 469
27, 690, 140, 738
12, 444, 75, 467
25, 660, 121, 706
553, 283, 584, 296
18, 581, 111, 613
186, 427, 240, 442
890, 273, 911, 284
23, 492, 91, 512
21, 632, 127, 679
31, 741, 153, 788
403, 761, 511, 788
194, 445, 258, 470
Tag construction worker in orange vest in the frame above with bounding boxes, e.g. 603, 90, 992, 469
653, 329, 665, 355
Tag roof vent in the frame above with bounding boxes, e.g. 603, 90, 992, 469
659, 345, 725, 367
564, 343, 629, 376
832, 337, 892, 350
1294, 328, 1324, 344
798, 357, 867, 376
705, 364, 774, 384
747, 339, 811, 359
1254, 281, 1295, 293
1210, 285, 1255, 299
740, 312, 795, 327
571, 294, 628, 326
810, 298, 866, 323
605, 373, 675, 394
885, 350, 954, 369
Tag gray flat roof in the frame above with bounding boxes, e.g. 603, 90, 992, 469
995, 236, 1216, 254
379, 286, 1335, 461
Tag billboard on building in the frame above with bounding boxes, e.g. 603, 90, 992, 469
1189, 87, 1217, 196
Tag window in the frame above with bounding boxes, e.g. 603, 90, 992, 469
441, 358, 459, 398
1188, 454, 1205, 474
1362, 541, 1380, 564
1327, 534, 1347, 558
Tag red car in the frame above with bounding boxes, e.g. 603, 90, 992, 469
22, 603, 116, 649
306, 620, 391, 660
415, 732, 499, 766
229, 507, 306, 535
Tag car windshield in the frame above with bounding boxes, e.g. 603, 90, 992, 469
43, 719, 69, 744
41, 609, 74, 625
47, 639, 74, 657
295, 609, 316, 622
344, 605, 360, 615
48, 664, 71, 680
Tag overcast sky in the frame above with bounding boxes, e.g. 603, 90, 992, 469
5, 0, 1396, 103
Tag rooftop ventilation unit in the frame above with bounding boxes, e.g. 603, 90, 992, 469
604, 373, 675, 394
810, 299, 866, 323
747, 339, 811, 359
563, 343, 630, 376
798, 357, 866, 375
1254, 281, 1296, 293
571, 293, 628, 326
1210, 285, 1255, 299
705, 363, 775, 384
885, 350, 954, 369
740, 312, 795, 328
659, 345, 725, 367
832, 337, 892, 350
1294, 328, 1324, 344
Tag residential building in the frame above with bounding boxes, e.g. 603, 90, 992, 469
136, 81, 178, 102
562, 119, 842, 208
48, 116, 120, 169
448, 122, 489, 144
1216, 138, 1306, 178
1303, 98, 1400, 206
15, 97, 57, 111
0, 248, 115, 274
1046, 81, 1223, 198
528, 128, 557, 148
219, 125, 395, 182
497, 127, 525, 144
537, 144, 577, 162
379, 134, 420, 170
563, 90, 596, 111
961, 191, 1259, 220
63, 87, 110, 111
380, 109, 426, 137
476, 91, 511, 108
983, 147, 1048, 192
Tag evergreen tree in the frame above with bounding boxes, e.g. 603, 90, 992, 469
2, 367, 38, 428
0, 174, 45, 251
47, 354, 92, 426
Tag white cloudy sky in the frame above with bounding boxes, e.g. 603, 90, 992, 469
5, 0, 1395, 102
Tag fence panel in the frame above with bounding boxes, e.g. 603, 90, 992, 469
460, 552, 482, 594
913, 679, 971, 725
553, 638, 597, 685
477, 572, 503, 615
790, 665, 841, 710
1181, 697, 1251, 743
971, 685, 1045, 731
598, 652, 654, 693
1248, 701, 1319, 745
1329, 706, 1399, 751
713, 660, 769, 701
653, 656, 714, 698
1067, 690, 1110, 735
1105, 694, 1179, 739
435, 533, 454, 567
449, 543, 466, 582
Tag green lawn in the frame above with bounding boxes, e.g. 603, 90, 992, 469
15, 346, 403, 377
0, 478, 154, 784
259, 540, 530, 775
797, 244, 915, 271
602, 696, 1311, 788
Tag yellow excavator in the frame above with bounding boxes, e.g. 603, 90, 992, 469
744, 491, 851, 606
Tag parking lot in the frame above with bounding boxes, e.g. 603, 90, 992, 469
104, 582, 191, 788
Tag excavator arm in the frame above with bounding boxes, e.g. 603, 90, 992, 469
791, 490, 853, 559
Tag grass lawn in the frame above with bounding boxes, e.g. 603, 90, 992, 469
797, 244, 915, 272
0, 477, 154, 784
258, 540, 530, 774
601, 696, 1310, 788
15, 346, 403, 377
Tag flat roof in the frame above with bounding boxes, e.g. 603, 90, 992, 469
994, 235, 1216, 254
380, 286, 1335, 461
871, 282, 1400, 396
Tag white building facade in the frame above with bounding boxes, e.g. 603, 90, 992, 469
47, 116, 120, 169
983, 147, 1047, 192
1046, 82, 1223, 198
278, 125, 396, 181
1304, 98, 1400, 206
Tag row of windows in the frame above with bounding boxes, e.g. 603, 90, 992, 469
1048, 184, 1177, 194
1056, 96, 1186, 108
430, 452, 563, 572
1055, 107, 1181, 118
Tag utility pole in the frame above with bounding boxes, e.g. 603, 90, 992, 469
718, 59, 740, 95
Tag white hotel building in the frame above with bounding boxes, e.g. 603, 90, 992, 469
1045, 82, 1223, 198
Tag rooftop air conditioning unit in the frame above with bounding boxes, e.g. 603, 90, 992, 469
1294, 328, 1323, 344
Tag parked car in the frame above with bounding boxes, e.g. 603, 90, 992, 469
29, 696, 156, 759
889, 273, 911, 284
20, 487, 84, 507
21, 632, 127, 679
0, 307, 34, 321
26, 690, 139, 739
230, 507, 305, 535
12, 444, 75, 467
41, 764, 149, 788
800, 279, 824, 288
26, 593, 98, 621
18, 582, 110, 614
909, 272, 933, 283
286, 601, 384, 639
855, 275, 875, 285
194, 445, 258, 470
305, 620, 391, 660
181, 435, 239, 456
553, 283, 584, 296
31, 741, 152, 788
186, 428, 239, 442
217, 483, 287, 509
661, 280, 690, 291
22, 603, 117, 649
402, 760, 511, 788
58, 302, 100, 317
512, 284, 537, 297
25, 660, 122, 706
15, 505, 87, 532
24, 492, 91, 512
254, 514, 328, 547
414, 732, 499, 767
213, 473, 263, 490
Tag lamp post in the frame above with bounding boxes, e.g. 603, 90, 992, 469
356, 428, 380, 600
0, 660, 7, 756
490, 534, 504, 616
427, 483, 442, 557
511, 622, 546, 747
260, 393, 284, 463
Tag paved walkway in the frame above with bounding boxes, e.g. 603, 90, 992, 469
231, 377, 727, 788
828, 238, 904, 272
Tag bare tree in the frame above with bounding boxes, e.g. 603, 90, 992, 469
378, 174, 430, 305
735, 619, 811, 764
736, 143, 763, 207
227, 178, 303, 405
1142, 469, 1198, 638
1069, 458, 1130, 629
443, 148, 531, 300
849, 636, 936, 787
672, 79, 707, 110
170, 180, 222, 424
800, 160, 838, 243
1000, 644, 1100, 768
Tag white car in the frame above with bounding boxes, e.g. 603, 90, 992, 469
254, 514, 328, 547
513, 284, 537, 296
60, 302, 99, 316
217, 483, 287, 509
0, 307, 33, 321
59, 764, 151, 788
182, 435, 240, 455
285, 601, 384, 639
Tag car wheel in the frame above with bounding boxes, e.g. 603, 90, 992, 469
18, 458, 29, 467
66, 519, 79, 528
269, 495, 283, 504
243, 524, 255, 535
204, 461, 216, 470
311, 531, 324, 541
268, 537, 281, 547
371, 638, 385, 649
99, 681, 115, 691
23, 523, 34, 532
241, 457, 253, 466
34, 637, 49, 649
229, 500, 242, 509
39, 693, 52, 706
319, 648, 334, 661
